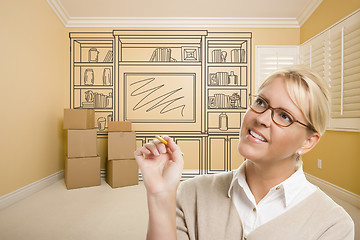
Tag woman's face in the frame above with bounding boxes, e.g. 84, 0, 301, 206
238, 77, 312, 164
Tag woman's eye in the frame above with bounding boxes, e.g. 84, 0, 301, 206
279, 111, 292, 122
255, 98, 266, 107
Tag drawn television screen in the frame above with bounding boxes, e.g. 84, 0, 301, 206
125, 73, 196, 122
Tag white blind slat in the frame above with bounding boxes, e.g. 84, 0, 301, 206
343, 72, 360, 84
343, 88, 360, 97
344, 41, 360, 54
344, 65, 360, 77
343, 50, 360, 64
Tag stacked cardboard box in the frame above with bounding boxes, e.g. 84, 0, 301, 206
106, 121, 139, 188
63, 109, 100, 190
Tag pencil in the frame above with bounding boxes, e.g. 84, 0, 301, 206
155, 135, 184, 156
155, 135, 168, 145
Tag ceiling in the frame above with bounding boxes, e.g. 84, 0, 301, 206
47, 0, 323, 28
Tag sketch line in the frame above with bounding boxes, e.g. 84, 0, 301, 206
130, 77, 186, 116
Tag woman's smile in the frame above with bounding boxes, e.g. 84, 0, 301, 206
247, 129, 268, 143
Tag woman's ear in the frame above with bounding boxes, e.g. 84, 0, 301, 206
297, 132, 320, 155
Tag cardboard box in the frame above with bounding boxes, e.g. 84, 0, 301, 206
63, 109, 95, 129
108, 131, 136, 160
108, 121, 132, 132
67, 129, 97, 158
106, 159, 139, 188
65, 156, 101, 189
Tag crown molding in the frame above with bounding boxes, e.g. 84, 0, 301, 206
47, 0, 300, 28
65, 17, 300, 28
297, 0, 323, 26
46, 0, 70, 26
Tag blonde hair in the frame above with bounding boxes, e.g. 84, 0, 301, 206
257, 65, 331, 168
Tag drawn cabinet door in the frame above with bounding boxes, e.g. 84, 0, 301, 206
208, 136, 227, 173
228, 136, 245, 170
136, 137, 146, 150
175, 137, 203, 177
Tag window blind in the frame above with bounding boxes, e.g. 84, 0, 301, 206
329, 13, 360, 118
300, 9, 360, 131
255, 46, 299, 92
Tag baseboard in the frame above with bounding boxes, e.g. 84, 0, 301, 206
305, 173, 360, 209
0, 170, 64, 211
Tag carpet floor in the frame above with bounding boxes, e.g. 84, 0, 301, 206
0, 178, 359, 240
0, 179, 148, 240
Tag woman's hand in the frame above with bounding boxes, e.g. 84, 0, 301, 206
134, 135, 184, 196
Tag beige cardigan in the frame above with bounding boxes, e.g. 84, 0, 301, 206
176, 172, 354, 240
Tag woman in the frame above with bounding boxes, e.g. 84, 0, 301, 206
134, 65, 354, 240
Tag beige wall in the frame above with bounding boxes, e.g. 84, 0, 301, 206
0, 0, 67, 196
300, 0, 360, 195
300, 0, 360, 43
304, 131, 360, 195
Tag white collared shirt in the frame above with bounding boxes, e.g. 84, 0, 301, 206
228, 161, 318, 236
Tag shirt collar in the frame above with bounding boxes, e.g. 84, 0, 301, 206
228, 161, 246, 198
228, 161, 308, 207
278, 165, 307, 207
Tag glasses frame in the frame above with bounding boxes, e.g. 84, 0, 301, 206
249, 94, 316, 132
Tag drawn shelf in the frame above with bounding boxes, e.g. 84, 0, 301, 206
116, 32, 203, 64
207, 40, 248, 64
72, 39, 113, 63
119, 62, 202, 66
208, 66, 248, 87
205, 32, 251, 135
73, 66, 113, 86
70, 33, 115, 133
73, 88, 113, 109
74, 62, 113, 67
207, 89, 247, 110
207, 63, 248, 67
119, 45, 202, 63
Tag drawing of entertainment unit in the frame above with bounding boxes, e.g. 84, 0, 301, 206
69, 31, 251, 176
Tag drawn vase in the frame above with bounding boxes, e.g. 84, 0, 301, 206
89, 48, 99, 62
84, 69, 94, 85
221, 51, 227, 62
84, 90, 94, 102
106, 92, 113, 108
229, 71, 238, 85
107, 114, 113, 123
219, 113, 228, 131
103, 68, 112, 85
97, 117, 106, 131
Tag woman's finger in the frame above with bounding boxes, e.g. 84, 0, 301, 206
162, 136, 183, 164
144, 142, 160, 156
153, 138, 167, 154
163, 136, 179, 154
134, 146, 151, 157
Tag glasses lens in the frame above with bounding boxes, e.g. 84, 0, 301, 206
251, 96, 268, 113
250, 95, 295, 127
273, 109, 294, 126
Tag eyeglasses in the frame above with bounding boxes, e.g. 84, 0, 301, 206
249, 95, 315, 132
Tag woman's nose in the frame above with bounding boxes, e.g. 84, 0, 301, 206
256, 108, 272, 127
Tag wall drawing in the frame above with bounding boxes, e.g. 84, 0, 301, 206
125, 73, 195, 122
70, 30, 252, 178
